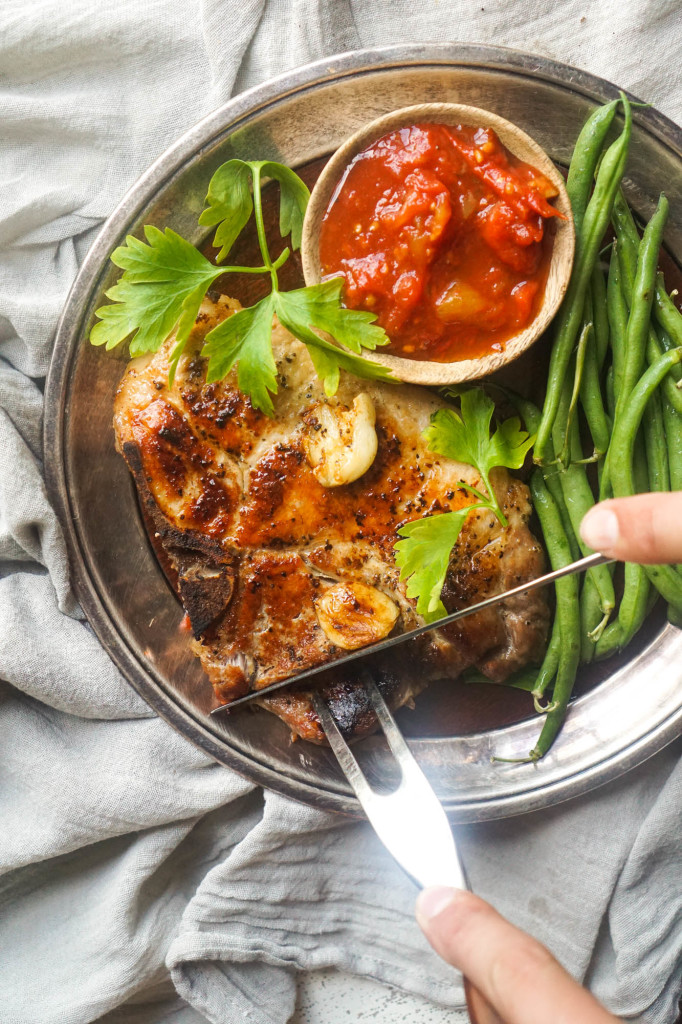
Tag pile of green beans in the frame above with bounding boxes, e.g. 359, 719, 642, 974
521, 96, 682, 760
534, 96, 631, 463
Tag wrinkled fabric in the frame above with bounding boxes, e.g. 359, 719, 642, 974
1, 2, 681, 1023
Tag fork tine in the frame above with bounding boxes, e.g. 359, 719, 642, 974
312, 694, 375, 807
360, 668, 420, 768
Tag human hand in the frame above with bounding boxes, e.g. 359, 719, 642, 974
580, 492, 682, 563
416, 887, 620, 1024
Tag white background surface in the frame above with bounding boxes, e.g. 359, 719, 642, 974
293, 968, 468, 1023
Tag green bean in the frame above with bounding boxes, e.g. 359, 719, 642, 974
506, 391, 540, 436
643, 385, 670, 492
639, 563, 681, 614
535, 96, 632, 463
617, 194, 669, 412
605, 364, 616, 421
651, 317, 679, 417
577, 280, 610, 456
656, 317, 682, 370
594, 618, 621, 658
595, 430, 652, 662
505, 392, 578, 707
554, 388, 615, 637
581, 575, 604, 662
612, 195, 682, 507
611, 348, 682, 610
595, 220, 657, 653
548, 473, 582, 561
653, 273, 682, 376
579, 316, 612, 457
595, 562, 651, 659
591, 265, 610, 371
606, 194, 671, 506
606, 241, 628, 400
662, 384, 682, 492
612, 188, 640, 250
612, 195, 682, 413
583, 281, 593, 327
669, 605, 682, 629
658, 381, 682, 576
600, 245, 629, 499
528, 471, 581, 760
557, 321, 591, 464
633, 429, 651, 491
532, 614, 562, 709
566, 99, 619, 240
613, 200, 677, 372
509, 391, 581, 560
647, 330, 682, 416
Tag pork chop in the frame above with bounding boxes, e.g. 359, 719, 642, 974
113, 296, 549, 742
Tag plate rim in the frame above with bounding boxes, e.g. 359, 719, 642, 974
44, 42, 682, 821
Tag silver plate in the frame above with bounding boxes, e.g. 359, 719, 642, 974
44, 44, 682, 821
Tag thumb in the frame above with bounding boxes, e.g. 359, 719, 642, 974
416, 887, 620, 1024
580, 492, 682, 564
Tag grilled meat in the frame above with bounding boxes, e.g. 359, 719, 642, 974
113, 296, 549, 742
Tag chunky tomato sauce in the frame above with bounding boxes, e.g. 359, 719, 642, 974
319, 123, 563, 362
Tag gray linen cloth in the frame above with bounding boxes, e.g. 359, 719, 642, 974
1, 2, 681, 1022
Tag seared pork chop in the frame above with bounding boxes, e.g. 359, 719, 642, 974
114, 296, 549, 742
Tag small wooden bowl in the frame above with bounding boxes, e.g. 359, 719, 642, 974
301, 103, 575, 385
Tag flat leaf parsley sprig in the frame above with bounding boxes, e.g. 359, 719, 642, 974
394, 390, 535, 623
90, 159, 393, 414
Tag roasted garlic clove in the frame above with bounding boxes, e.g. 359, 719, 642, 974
302, 393, 378, 487
315, 581, 400, 650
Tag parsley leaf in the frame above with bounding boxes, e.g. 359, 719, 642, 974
462, 666, 538, 691
395, 508, 482, 623
423, 390, 535, 523
274, 283, 393, 396
198, 160, 254, 263
202, 294, 277, 415
90, 226, 224, 359
91, 159, 394, 413
488, 414, 538, 469
259, 162, 310, 251
199, 159, 310, 262
277, 278, 389, 354
394, 388, 535, 623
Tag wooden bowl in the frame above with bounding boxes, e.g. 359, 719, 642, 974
301, 102, 575, 385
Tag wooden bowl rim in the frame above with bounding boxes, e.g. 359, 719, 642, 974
300, 102, 575, 385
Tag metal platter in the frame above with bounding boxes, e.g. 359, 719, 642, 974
44, 44, 682, 821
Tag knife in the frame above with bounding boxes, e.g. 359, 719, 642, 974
211, 551, 611, 715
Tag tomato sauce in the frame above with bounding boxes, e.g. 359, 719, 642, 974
318, 123, 563, 362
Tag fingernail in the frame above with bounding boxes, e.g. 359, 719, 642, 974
416, 886, 457, 924
580, 506, 620, 553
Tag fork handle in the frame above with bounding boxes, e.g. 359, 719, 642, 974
464, 978, 505, 1024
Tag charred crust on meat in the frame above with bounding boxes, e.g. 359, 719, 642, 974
121, 441, 236, 637
174, 556, 235, 638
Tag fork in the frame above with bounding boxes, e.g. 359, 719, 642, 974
313, 670, 504, 1024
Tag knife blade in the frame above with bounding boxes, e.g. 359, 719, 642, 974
210, 551, 611, 715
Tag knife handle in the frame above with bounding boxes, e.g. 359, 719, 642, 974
464, 977, 505, 1024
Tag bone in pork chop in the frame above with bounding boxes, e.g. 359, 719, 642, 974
113, 296, 549, 742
